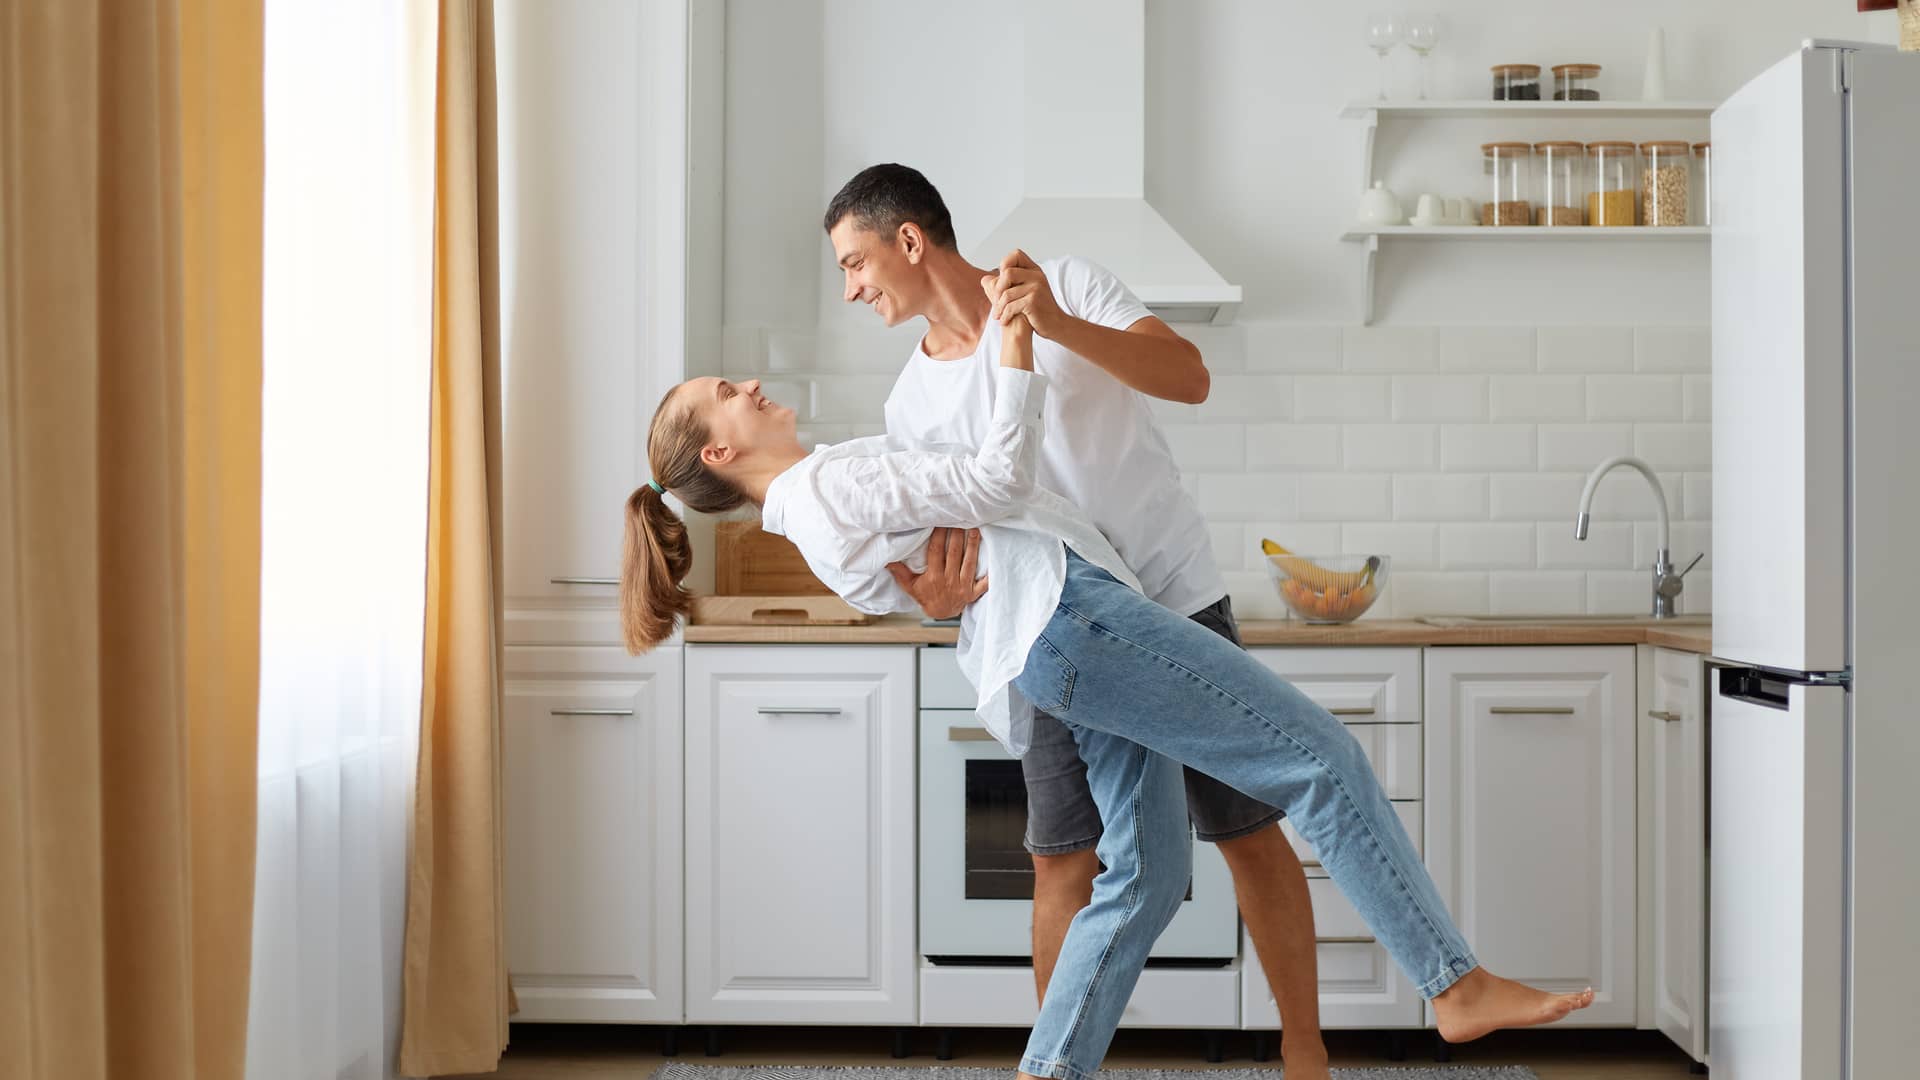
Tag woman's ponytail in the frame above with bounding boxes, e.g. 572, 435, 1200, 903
619, 384, 751, 652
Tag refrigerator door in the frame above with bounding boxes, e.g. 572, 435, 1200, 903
1710, 47, 1848, 674
1844, 46, 1920, 1080
1709, 669, 1845, 1080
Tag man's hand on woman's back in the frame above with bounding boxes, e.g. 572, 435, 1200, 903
887, 526, 988, 620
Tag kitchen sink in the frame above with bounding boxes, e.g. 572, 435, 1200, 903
1415, 613, 1711, 627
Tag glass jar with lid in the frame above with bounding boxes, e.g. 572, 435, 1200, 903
1552, 63, 1602, 101
1480, 142, 1533, 226
1691, 142, 1712, 227
1533, 141, 1586, 226
1491, 64, 1541, 100
1586, 140, 1639, 226
1640, 140, 1693, 226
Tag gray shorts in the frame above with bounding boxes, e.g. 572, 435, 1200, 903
1020, 593, 1285, 853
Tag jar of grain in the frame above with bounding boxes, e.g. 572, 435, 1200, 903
1640, 140, 1693, 226
1587, 140, 1639, 226
1552, 63, 1602, 101
1533, 141, 1586, 226
1481, 142, 1533, 226
1692, 142, 1712, 227
1491, 64, 1542, 101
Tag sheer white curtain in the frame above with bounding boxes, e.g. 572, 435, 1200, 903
248, 3, 437, 1078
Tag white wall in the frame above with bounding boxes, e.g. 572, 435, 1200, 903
715, 0, 1900, 617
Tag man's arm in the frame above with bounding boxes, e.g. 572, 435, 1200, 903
983, 250, 1209, 404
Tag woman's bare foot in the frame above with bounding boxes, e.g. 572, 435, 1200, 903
1279, 1039, 1331, 1080
1430, 966, 1595, 1043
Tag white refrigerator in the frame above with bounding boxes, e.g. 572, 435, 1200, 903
1709, 41, 1920, 1080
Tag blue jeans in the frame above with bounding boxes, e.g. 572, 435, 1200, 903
1012, 552, 1476, 1080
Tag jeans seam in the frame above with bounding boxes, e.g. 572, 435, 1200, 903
1050, 743, 1152, 1068
1070, 613, 1469, 988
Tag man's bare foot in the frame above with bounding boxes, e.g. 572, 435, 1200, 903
1430, 966, 1595, 1043
1278, 1039, 1331, 1080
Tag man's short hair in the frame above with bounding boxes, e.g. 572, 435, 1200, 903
823, 163, 957, 250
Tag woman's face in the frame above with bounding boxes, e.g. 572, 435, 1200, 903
682, 377, 797, 461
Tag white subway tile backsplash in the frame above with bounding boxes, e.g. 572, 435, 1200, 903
1343, 424, 1437, 470
1680, 570, 1713, 615
1587, 375, 1683, 421
1210, 524, 1248, 572
1490, 473, 1588, 519
1249, 522, 1343, 559
1438, 523, 1536, 570
1295, 376, 1391, 421
756, 379, 815, 421
1537, 326, 1634, 373
817, 328, 924, 373
810, 375, 896, 422
1441, 424, 1536, 471
1341, 522, 1437, 569
1635, 326, 1711, 373
1684, 472, 1712, 519
1165, 424, 1247, 469
1246, 424, 1342, 469
1439, 327, 1535, 373
1343, 326, 1437, 372
1203, 473, 1298, 520
1684, 375, 1712, 421
1184, 325, 1248, 372
1148, 396, 1199, 423
1489, 572, 1587, 615
1246, 324, 1341, 372
1202, 375, 1294, 420
1538, 424, 1634, 471
723, 326, 764, 373
1539, 521, 1634, 569
1223, 571, 1289, 619
1490, 376, 1585, 421
1391, 572, 1489, 617
763, 329, 818, 372
1634, 424, 1712, 469
1298, 473, 1393, 521
1635, 521, 1712, 569
1393, 376, 1488, 421
1393, 474, 1490, 521
1587, 570, 1653, 614
1585, 469, 1684, 520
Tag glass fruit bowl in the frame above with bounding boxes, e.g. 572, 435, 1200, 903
1263, 552, 1389, 624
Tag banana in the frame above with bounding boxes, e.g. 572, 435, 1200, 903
1259, 538, 1381, 592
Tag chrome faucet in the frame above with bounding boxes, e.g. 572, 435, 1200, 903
1575, 455, 1703, 619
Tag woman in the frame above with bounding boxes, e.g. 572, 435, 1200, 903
622, 313, 1592, 1080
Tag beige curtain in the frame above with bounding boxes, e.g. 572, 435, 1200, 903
0, 2, 263, 1079
399, 0, 513, 1073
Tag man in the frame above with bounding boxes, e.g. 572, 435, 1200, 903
823, 163, 1331, 1079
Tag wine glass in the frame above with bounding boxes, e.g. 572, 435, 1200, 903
1365, 13, 1402, 101
1404, 14, 1442, 101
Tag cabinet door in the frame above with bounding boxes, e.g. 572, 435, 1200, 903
1425, 647, 1637, 1026
1646, 648, 1708, 1061
503, 645, 683, 1022
685, 645, 916, 1023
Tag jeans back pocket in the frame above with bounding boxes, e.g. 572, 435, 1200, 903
1015, 632, 1077, 716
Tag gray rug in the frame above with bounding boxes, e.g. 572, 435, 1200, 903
653, 1063, 1539, 1080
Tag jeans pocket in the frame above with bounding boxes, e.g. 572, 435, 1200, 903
1017, 633, 1077, 715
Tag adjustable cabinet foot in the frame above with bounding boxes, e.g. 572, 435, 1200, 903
662, 1027, 680, 1058
935, 1029, 955, 1061
891, 1028, 912, 1059
1203, 1031, 1226, 1063
1385, 1031, 1407, 1062
1250, 1032, 1273, 1063
704, 1026, 724, 1057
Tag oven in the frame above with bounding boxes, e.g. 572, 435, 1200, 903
918, 646, 1238, 961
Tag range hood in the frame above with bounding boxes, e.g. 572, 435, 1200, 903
969, 0, 1241, 325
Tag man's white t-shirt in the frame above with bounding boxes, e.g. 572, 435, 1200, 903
883, 255, 1226, 618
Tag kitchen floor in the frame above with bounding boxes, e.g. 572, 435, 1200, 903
453, 1025, 1701, 1080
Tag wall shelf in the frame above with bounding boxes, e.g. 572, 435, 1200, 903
1343, 101, 1716, 323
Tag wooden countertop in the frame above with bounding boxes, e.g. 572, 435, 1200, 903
684, 614, 1713, 654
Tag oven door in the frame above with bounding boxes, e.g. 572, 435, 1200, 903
918, 650, 1237, 961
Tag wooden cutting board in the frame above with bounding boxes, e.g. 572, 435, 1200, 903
713, 520, 833, 596
689, 595, 875, 626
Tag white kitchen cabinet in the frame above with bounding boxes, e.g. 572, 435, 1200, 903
1242, 648, 1425, 1030
1639, 646, 1709, 1063
684, 645, 917, 1023
1425, 647, 1637, 1026
503, 645, 684, 1022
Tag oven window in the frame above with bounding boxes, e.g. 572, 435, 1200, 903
964, 760, 1034, 899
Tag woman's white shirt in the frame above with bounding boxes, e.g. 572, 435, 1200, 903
758, 367, 1138, 755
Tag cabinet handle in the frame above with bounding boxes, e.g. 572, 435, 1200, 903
549, 708, 633, 717
758, 707, 843, 716
1648, 709, 1683, 723
1316, 935, 1377, 945
947, 726, 996, 742
1488, 705, 1576, 716
549, 576, 618, 586
1329, 706, 1377, 716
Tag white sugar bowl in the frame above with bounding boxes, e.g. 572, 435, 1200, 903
1356, 181, 1406, 227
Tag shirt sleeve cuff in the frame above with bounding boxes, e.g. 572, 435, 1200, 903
992, 367, 1049, 423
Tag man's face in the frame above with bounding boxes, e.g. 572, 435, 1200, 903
831, 217, 920, 327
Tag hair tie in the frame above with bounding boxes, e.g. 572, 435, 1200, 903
647, 479, 665, 494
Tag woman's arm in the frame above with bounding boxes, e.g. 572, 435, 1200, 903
827, 317, 1045, 535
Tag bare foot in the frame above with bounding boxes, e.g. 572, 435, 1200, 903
1278, 1040, 1331, 1080
1430, 966, 1595, 1043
